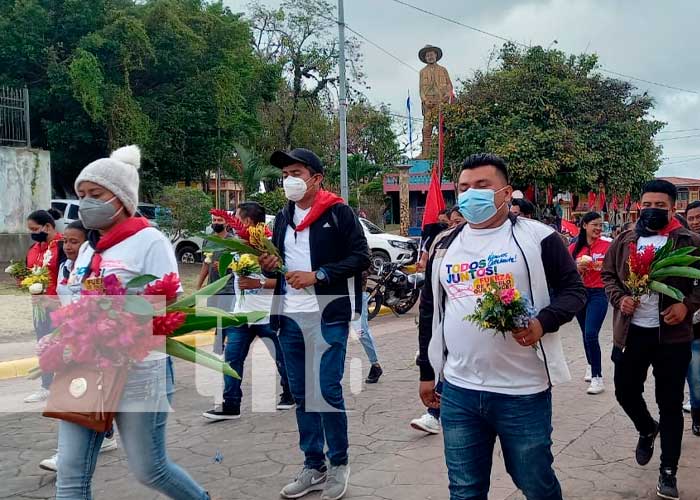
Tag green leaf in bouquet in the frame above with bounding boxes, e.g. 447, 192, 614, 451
650, 266, 700, 281
198, 234, 261, 256
125, 274, 159, 289
649, 280, 685, 301
165, 338, 240, 379
653, 239, 676, 262
168, 275, 232, 309
661, 245, 696, 260
651, 255, 700, 271
218, 253, 233, 278
123, 295, 156, 316
168, 309, 267, 336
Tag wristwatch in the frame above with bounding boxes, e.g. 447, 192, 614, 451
258, 276, 267, 289
315, 269, 328, 284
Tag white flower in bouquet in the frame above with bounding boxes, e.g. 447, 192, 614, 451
42, 250, 52, 268
4, 265, 13, 274
576, 255, 593, 264
28, 283, 45, 294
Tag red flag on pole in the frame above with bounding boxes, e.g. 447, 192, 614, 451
611, 195, 619, 211
624, 192, 631, 211
561, 219, 580, 237
421, 107, 446, 228
588, 191, 596, 210
597, 191, 606, 211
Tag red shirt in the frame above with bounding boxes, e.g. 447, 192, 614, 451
26, 235, 63, 296
569, 237, 611, 289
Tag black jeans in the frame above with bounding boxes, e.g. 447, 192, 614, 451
613, 324, 691, 471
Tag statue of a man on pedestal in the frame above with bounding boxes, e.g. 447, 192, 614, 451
418, 44, 453, 159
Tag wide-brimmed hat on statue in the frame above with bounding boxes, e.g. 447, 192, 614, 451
419, 44, 443, 63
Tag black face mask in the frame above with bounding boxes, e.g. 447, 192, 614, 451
31, 231, 48, 243
640, 208, 669, 231
211, 223, 226, 234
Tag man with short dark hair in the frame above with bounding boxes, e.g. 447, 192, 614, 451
437, 208, 450, 225
418, 152, 585, 499
510, 198, 536, 219
202, 201, 294, 421
260, 148, 370, 500
602, 180, 700, 500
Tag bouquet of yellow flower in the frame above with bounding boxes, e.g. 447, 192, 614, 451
248, 223, 286, 272
20, 266, 51, 322
229, 254, 261, 277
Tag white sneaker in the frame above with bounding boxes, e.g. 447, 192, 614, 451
584, 365, 592, 383
684, 401, 692, 413
100, 435, 118, 453
410, 413, 440, 434
24, 388, 50, 403
587, 377, 605, 395
39, 453, 57, 472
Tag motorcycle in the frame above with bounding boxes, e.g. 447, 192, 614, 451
366, 259, 425, 320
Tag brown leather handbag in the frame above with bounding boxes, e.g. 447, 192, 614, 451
43, 363, 129, 433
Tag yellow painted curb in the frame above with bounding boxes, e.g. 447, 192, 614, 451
0, 331, 217, 381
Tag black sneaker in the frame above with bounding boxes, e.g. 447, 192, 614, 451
277, 393, 295, 410
366, 364, 383, 384
202, 404, 240, 421
691, 409, 700, 437
636, 421, 660, 466
657, 468, 679, 500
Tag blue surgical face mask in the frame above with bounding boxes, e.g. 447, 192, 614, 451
457, 187, 507, 225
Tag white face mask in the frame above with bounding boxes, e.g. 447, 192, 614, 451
283, 176, 309, 202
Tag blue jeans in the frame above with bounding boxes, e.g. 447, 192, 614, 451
223, 323, 291, 407
687, 339, 700, 409
350, 292, 379, 364
56, 359, 208, 500
34, 308, 54, 389
277, 313, 349, 468
575, 287, 608, 378
440, 381, 562, 500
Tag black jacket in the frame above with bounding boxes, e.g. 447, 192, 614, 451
269, 201, 370, 328
417, 215, 586, 381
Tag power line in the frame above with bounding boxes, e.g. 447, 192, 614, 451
658, 128, 700, 134
386, 0, 699, 95
657, 134, 700, 142
345, 24, 421, 73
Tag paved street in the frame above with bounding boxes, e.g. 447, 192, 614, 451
2, 310, 700, 500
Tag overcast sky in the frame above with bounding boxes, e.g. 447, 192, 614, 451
225, 0, 700, 178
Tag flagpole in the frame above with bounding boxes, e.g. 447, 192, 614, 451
407, 90, 414, 160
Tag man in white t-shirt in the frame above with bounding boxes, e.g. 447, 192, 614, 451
202, 202, 293, 421
603, 180, 700, 500
418, 154, 585, 500
259, 148, 370, 500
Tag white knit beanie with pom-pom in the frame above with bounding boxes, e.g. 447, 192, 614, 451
74, 145, 141, 215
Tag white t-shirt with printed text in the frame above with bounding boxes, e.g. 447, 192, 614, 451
439, 222, 549, 395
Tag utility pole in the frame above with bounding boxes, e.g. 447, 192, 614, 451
337, 0, 349, 202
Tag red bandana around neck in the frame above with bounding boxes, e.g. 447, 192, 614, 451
89, 217, 151, 277
658, 217, 683, 236
293, 190, 345, 232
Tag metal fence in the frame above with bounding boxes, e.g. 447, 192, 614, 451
0, 86, 31, 147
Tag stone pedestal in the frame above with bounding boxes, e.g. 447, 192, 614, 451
397, 164, 411, 237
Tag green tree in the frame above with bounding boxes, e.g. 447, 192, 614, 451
157, 186, 212, 242
248, 0, 365, 148
443, 43, 664, 197
0, 0, 279, 196
250, 188, 287, 215
229, 143, 281, 198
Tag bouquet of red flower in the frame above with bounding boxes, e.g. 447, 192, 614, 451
34, 273, 264, 378
465, 282, 535, 341
626, 241, 700, 301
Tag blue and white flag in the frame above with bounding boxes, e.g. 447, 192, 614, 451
406, 91, 413, 158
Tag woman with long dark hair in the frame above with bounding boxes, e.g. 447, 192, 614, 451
570, 211, 611, 395
24, 209, 63, 403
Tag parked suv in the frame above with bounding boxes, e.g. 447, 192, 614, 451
360, 218, 417, 270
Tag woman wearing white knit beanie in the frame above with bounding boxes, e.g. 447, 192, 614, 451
55, 146, 210, 500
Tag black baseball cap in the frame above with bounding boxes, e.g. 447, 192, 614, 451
270, 148, 324, 175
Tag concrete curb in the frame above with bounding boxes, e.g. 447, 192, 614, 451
0, 305, 395, 381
